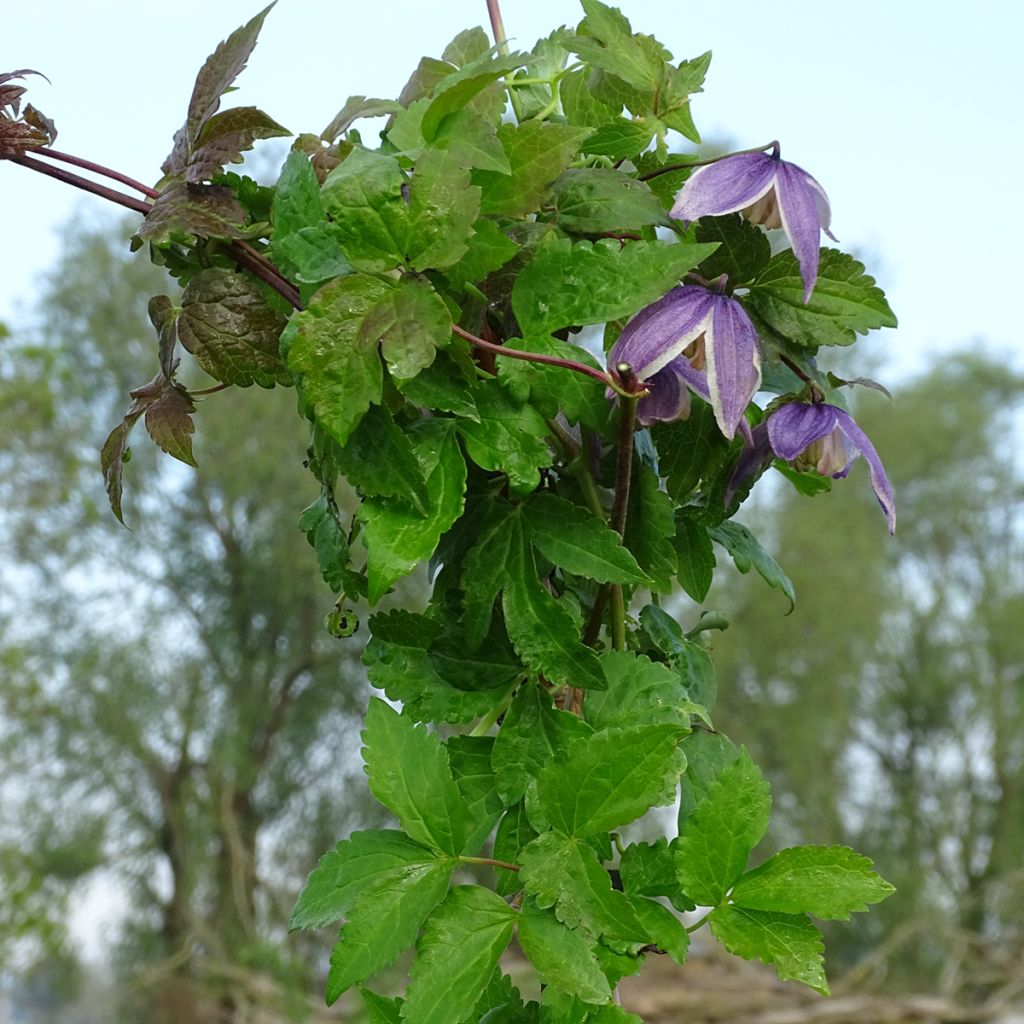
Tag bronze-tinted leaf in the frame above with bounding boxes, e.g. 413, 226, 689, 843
148, 295, 180, 379
136, 183, 249, 244
178, 267, 289, 388
187, 106, 289, 184
100, 410, 143, 526
143, 382, 198, 467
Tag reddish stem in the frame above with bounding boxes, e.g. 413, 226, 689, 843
451, 324, 613, 389
7, 152, 151, 215
230, 241, 302, 310
28, 146, 160, 199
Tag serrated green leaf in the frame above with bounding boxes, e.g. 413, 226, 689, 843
446, 735, 505, 854
298, 489, 364, 598
536, 724, 683, 837
364, 610, 504, 724
675, 748, 770, 905
495, 334, 609, 432
709, 520, 795, 612
503, 518, 607, 691
406, 149, 481, 271
281, 273, 390, 447
709, 905, 829, 995
586, 651, 703, 730
456, 378, 552, 496
629, 895, 689, 964
420, 50, 528, 139
403, 886, 517, 1024
321, 149, 409, 273
637, 605, 717, 709
322, 96, 402, 142
290, 829, 443, 931
493, 802, 538, 896
326, 856, 453, 1003
441, 26, 492, 67
551, 168, 667, 234
623, 462, 677, 594
745, 248, 897, 348
559, 69, 616, 128
360, 989, 404, 1024
177, 268, 289, 387
517, 901, 611, 1004
694, 214, 771, 285
395, 350, 480, 420
511, 237, 717, 337
676, 731, 740, 831
491, 684, 592, 805
519, 831, 645, 944
475, 121, 592, 218
580, 119, 656, 160
429, 623, 522, 693
572, 0, 663, 91
335, 404, 428, 512
433, 110, 512, 174
673, 514, 715, 602
524, 492, 650, 586
362, 698, 471, 856
619, 838, 693, 911
654, 402, 734, 504
360, 419, 467, 602
443, 219, 520, 291
459, 498, 519, 649
731, 845, 895, 920
359, 275, 452, 381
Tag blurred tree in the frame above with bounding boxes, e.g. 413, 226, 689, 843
708, 354, 1024, 998
0, 215, 383, 1023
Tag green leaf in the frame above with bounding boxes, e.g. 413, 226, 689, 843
638, 605, 717, 709
395, 350, 480, 420
281, 273, 390, 448
745, 248, 898, 348
299, 489, 364, 598
491, 684, 592, 805
524, 492, 650, 586
629, 895, 689, 964
420, 50, 528, 139
673, 514, 715, 603
326, 856, 453, 1003
271, 149, 351, 284
623, 462, 677, 594
428, 622, 522, 693
511, 237, 717, 336
321, 149, 409, 273
475, 121, 592, 218
694, 214, 771, 285
503, 517, 607, 691
572, 0, 663, 91
442, 26, 492, 67
360, 989, 404, 1024
731, 845, 895, 920
460, 498, 520, 649
322, 96, 402, 142
406, 149, 481, 271
403, 886, 517, 1024
442, 219, 519, 291
361, 698, 471, 856
517, 900, 611, 1005
456, 378, 552, 496
446, 735, 505, 855
177, 268, 289, 387
335, 405, 428, 512
535, 724, 683, 837
619, 838, 694, 911
493, 803, 538, 898
433, 110, 512, 174
560, 69, 616, 128
290, 829, 444, 931
551, 169, 668, 234
580, 119, 656, 161
519, 831, 645, 944
677, 731, 740, 831
360, 419, 467, 602
657, 53, 711, 144
586, 651, 704, 731
675, 748, 771, 905
654, 403, 733, 504
359, 275, 452, 381
708, 520, 795, 612
708, 906, 829, 995
496, 335, 609, 432
364, 610, 504, 724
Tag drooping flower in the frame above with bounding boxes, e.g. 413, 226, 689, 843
609, 285, 761, 440
764, 401, 895, 533
670, 142, 836, 302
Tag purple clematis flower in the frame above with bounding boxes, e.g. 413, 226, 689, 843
766, 401, 895, 533
670, 142, 836, 302
609, 284, 761, 439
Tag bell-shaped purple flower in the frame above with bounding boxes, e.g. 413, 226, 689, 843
670, 143, 836, 302
608, 285, 761, 439
768, 401, 895, 533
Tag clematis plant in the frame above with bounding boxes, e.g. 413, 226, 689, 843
671, 141, 836, 301
609, 283, 761, 439
2, 0, 903, 1019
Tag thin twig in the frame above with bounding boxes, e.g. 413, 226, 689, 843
27, 146, 160, 198
6, 152, 151, 215
230, 240, 302, 310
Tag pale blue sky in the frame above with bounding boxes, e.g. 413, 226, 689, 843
3, 0, 1022, 385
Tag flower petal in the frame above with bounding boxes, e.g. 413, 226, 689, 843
609, 286, 715, 380
669, 152, 777, 224
766, 402, 839, 459
704, 294, 762, 439
834, 409, 896, 534
774, 161, 827, 302
636, 361, 693, 425
802, 170, 838, 242
725, 421, 773, 506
